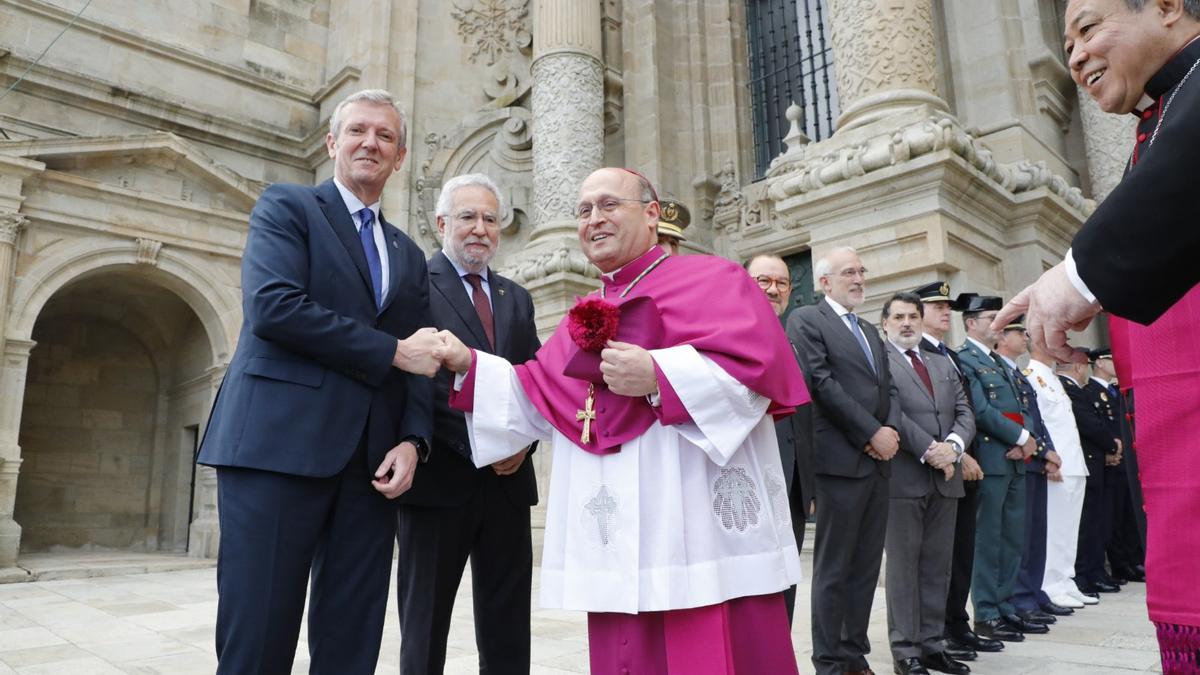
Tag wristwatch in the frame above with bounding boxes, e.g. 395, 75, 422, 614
949, 439, 964, 457
403, 436, 431, 463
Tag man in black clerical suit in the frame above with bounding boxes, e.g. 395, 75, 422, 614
395, 174, 541, 675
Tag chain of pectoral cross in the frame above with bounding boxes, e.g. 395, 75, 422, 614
577, 252, 669, 444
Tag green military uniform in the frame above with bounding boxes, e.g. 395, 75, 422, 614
957, 333, 1035, 624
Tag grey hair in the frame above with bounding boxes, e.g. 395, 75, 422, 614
814, 246, 859, 280
1124, 0, 1200, 19
329, 89, 407, 149
435, 173, 507, 220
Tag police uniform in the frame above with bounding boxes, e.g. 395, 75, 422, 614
955, 296, 1038, 640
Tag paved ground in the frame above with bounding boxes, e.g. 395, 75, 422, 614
0, 549, 1161, 674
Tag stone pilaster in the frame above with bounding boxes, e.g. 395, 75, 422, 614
0, 339, 35, 572
827, 0, 947, 132
0, 214, 25, 357
1077, 87, 1136, 202
188, 364, 226, 559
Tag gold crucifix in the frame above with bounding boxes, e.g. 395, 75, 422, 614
577, 384, 597, 444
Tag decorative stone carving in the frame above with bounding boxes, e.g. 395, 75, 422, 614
828, 0, 946, 130
530, 52, 604, 234
1077, 86, 1136, 202
498, 245, 597, 284
135, 237, 163, 266
766, 114, 1094, 216
452, 0, 532, 67
413, 132, 447, 245
0, 214, 26, 246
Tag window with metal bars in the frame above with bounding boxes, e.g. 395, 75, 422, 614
745, 0, 839, 178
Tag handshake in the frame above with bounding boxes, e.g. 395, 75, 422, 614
391, 328, 473, 377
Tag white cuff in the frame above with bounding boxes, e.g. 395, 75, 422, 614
1064, 249, 1097, 303
453, 372, 467, 391
1017, 429, 1030, 446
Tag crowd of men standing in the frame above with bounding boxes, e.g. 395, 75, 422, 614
751, 246, 1146, 675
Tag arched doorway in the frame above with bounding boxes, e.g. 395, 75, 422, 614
14, 268, 214, 553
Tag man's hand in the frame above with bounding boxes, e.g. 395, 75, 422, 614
492, 447, 529, 476
600, 341, 659, 397
1045, 450, 1062, 469
431, 330, 473, 374
1018, 435, 1038, 459
941, 463, 955, 482
1046, 464, 1064, 482
394, 327, 442, 376
868, 426, 899, 461
991, 262, 1101, 363
961, 453, 984, 481
1106, 453, 1120, 467
1114, 438, 1123, 454
372, 441, 419, 499
865, 445, 884, 461
924, 442, 957, 469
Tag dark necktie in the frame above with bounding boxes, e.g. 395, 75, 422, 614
357, 208, 382, 308
906, 349, 935, 398
845, 313, 876, 374
465, 273, 495, 349
936, 341, 949, 358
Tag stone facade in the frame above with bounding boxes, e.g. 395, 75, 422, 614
0, 0, 1123, 569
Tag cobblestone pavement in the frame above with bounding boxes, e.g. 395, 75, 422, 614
0, 551, 1160, 674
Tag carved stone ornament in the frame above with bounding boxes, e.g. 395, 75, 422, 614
766, 114, 1095, 217
829, 0, 940, 106
452, 0, 532, 67
530, 52, 604, 229
0, 214, 27, 246
498, 245, 597, 284
135, 237, 163, 266
1077, 86, 1136, 202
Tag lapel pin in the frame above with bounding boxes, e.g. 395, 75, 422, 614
392, 240, 398, 248
498, 287, 506, 296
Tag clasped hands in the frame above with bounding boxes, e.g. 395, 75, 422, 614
923, 442, 958, 481
864, 426, 899, 462
1005, 435, 1038, 461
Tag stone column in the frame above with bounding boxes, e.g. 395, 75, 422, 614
1077, 87, 1136, 202
0, 338, 34, 575
188, 363, 226, 559
0, 214, 25, 354
827, 0, 948, 132
528, 0, 604, 243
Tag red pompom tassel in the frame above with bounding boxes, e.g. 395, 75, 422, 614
567, 297, 620, 352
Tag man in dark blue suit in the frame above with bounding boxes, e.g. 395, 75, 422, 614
395, 174, 541, 675
198, 89, 441, 675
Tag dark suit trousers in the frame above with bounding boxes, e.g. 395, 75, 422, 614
214, 444, 395, 675
783, 460, 807, 625
1013, 471, 1050, 612
1075, 470, 1107, 583
885, 492, 957, 660
395, 475, 533, 675
811, 472, 888, 675
943, 479, 979, 636
1106, 464, 1145, 569
972, 473, 1024, 621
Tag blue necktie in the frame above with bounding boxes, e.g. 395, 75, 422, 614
846, 313, 876, 374
358, 208, 382, 308
937, 342, 949, 358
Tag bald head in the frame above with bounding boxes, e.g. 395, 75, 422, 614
576, 168, 661, 273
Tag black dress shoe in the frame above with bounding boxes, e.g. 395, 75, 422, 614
894, 657, 930, 675
1018, 609, 1057, 625
944, 646, 976, 662
1093, 579, 1121, 593
1114, 565, 1146, 582
1103, 573, 1127, 586
974, 619, 1024, 642
948, 630, 1003, 652
1075, 583, 1107, 596
919, 652, 971, 675
1039, 601, 1075, 616
1002, 613, 1049, 634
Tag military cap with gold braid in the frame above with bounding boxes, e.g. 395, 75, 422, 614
657, 199, 691, 241
1003, 314, 1026, 332
913, 280, 953, 303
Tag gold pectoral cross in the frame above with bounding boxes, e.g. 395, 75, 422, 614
577, 384, 597, 444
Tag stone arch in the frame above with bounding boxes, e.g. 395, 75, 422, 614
7, 238, 238, 363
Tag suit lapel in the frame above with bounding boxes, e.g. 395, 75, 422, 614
890, 343, 934, 403
490, 273, 513, 357
378, 216, 404, 314
316, 180, 375, 303
430, 253, 491, 350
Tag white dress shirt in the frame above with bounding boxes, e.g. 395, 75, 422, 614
442, 251, 493, 312
824, 296, 873, 361
334, 177, 390, 299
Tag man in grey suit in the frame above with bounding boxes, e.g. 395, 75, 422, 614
788, 246, 900, 675
881, 293, 974, 675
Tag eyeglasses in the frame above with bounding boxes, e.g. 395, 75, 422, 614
754, 275, 791, 291
575, 197, 649, 221
452, 209, 499, 226
836, 266, 868, 279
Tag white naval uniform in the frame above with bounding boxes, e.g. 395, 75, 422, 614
1023, 359, 1089, 598
457, 345, 803, 614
